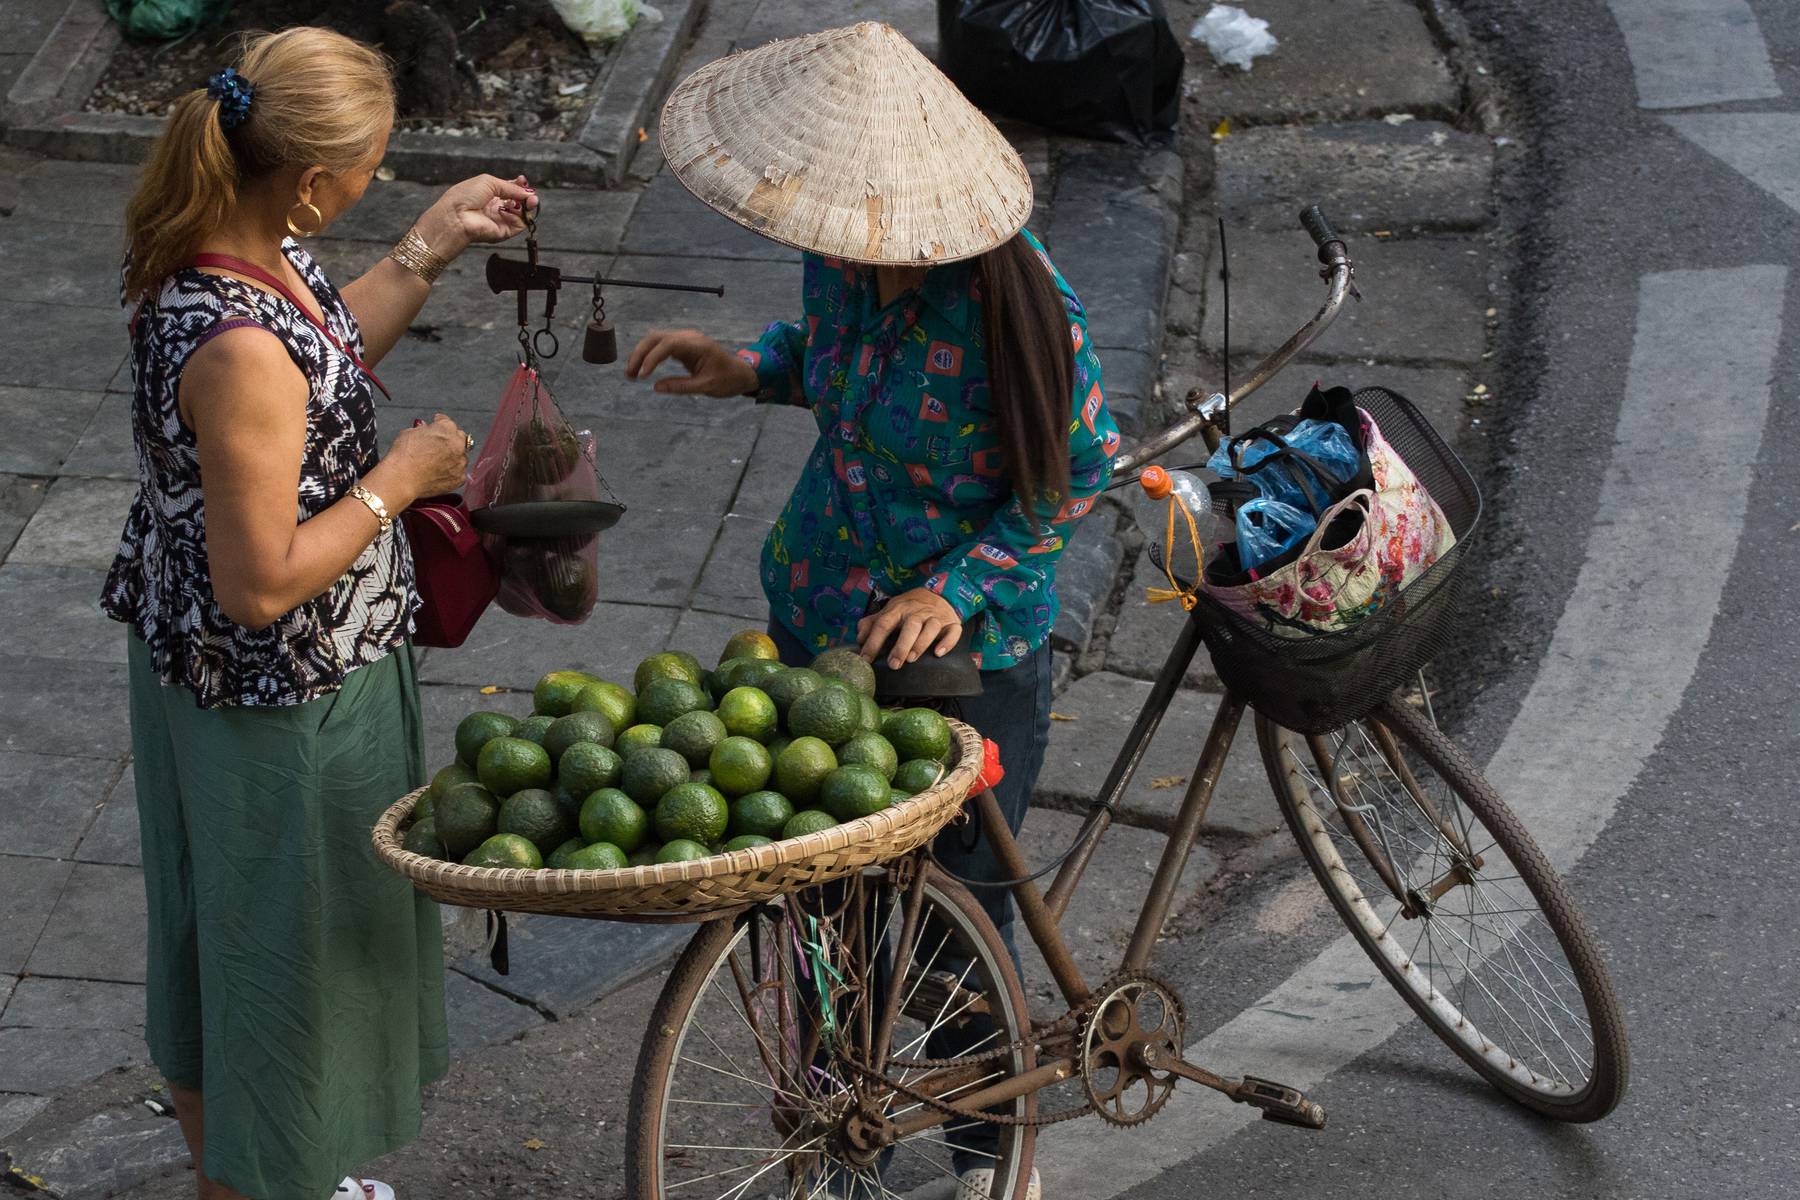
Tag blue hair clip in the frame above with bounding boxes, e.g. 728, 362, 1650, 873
206, 67, 255, 130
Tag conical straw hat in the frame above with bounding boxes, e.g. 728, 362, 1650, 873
660, 22, 1033, 265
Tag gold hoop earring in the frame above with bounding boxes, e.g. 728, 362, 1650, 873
285, 202, 324, 238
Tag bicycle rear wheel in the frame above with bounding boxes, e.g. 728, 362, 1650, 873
1257, 697, 1629, 1120
626, 864, 1036, 1198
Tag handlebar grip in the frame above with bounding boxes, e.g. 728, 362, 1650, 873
1298, 206, 1341, 249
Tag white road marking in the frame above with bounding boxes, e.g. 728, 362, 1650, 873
1666, 113, 1800, 217
1038, 266, 1788, 1197
1607, 0, 1781, 109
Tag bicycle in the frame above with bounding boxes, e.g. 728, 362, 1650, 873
621, 207, 1630, 1200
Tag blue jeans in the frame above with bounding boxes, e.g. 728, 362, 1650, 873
766, 622, 1052, 1169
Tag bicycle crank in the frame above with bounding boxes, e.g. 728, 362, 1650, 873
1134, 1042, 1328, 1130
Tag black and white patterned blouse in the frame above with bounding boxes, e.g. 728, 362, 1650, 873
103, 239, 417, 709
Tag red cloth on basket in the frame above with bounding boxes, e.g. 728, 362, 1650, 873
974, 738, 1006, 793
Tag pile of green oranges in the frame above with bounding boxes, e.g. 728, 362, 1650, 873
403, 630, 956, 872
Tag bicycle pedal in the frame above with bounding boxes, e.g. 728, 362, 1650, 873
1238, 1076, 1327, 1129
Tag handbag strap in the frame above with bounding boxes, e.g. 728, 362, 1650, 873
186, 252, 393, 403
1228, 429, 1342, 515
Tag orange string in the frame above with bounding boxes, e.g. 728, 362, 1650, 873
1145, 493, 1205, 611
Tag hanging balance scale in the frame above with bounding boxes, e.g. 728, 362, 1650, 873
471, 203, 726, 540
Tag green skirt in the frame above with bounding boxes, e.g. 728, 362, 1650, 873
128, 637, 448, 1200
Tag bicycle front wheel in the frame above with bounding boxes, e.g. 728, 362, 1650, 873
626, 865, 1036, 1199
1258, 697, 1629, 1121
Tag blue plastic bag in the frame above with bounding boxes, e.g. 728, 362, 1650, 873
1207, 418, 1361, 514
1235, 497, 1315, 573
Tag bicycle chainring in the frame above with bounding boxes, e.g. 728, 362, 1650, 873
1080, 974, 1186, 1127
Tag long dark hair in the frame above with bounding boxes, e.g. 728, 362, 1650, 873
977, 235, 1075, 525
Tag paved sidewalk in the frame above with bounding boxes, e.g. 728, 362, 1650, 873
0, 0, 1506, 1192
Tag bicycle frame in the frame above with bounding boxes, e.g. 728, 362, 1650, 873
877, 207, 1361, 1137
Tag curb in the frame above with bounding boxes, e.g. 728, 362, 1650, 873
0, 0, 699, 187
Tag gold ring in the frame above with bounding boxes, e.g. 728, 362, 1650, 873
462, 432, 474, 451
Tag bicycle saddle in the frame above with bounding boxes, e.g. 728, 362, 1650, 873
872, 624, 984, 701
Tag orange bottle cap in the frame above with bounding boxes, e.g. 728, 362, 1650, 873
1138, 465, 1172, 500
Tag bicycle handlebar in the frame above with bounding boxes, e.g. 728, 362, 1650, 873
1110, 205, 1355, 477
1299, 205, 1342, 252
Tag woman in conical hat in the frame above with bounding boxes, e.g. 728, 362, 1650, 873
627, 24, 1119, 1191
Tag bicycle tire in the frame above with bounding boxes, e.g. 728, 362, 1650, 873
1257, 697, 1629, 1121
626, 866, 1037, 1199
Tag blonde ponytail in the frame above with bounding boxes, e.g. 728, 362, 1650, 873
122, 27, 394, 302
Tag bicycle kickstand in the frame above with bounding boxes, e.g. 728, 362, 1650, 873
1136, 1043, 1328, 1130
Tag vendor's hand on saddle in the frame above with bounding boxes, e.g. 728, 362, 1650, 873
857, 589, 963, 670
626, 329, 759, 397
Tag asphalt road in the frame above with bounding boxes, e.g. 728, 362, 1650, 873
1038, 1, 1800, 1196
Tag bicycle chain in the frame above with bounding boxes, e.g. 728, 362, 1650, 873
849, 970, 1186, 1130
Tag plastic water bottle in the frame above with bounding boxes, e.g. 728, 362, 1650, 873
1132, 465, 1220, 582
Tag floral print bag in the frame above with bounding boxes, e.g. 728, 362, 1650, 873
1202, 406, 1456, 637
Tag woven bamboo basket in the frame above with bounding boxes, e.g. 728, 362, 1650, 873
371, 719, 983, 919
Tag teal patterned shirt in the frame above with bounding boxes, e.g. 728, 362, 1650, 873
738, 231, 1120, 670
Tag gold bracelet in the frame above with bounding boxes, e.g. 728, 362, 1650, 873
389, 227, 449, 285
350, 483, 392, 534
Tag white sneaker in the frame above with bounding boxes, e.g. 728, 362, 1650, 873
335, 1179, 396, 1200
956, 1167, 1041, 1200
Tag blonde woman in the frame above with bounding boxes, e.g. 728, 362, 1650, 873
107, 28, 534, 1200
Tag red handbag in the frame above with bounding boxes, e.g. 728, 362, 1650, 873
401, 495, 500, 648
183, 252, 498, 648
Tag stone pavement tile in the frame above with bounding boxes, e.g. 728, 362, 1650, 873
0, 386, 101, 474
737, 0, 936, 53
444, 970, 545, 1056
1197, 0, 1459, 124
0, 1094, 51, 1141
28, 862, 147, 984
1035, 672, 1284, 839
1051, 508, 1123, 658
1216, 120, 1494, 234
1203, 231, 1487, 366
0, 854, 74, 975
4, 1107, 189, 1200
417, 683, 533, 771
1014, 808, 1220, 1006
0, 655, 131, 759
375, 324, 573, 403
6, 478, 135, 571
0, 220, 128, 309
0, 1027, 148, 1095
593, 510, 719, 610
668, 608, 772, 662
0, 750, 118, 859
416, 601, 680, 693
3, 977, 144, 1030
58, 392, 134, 479
0, 564, 121, 663
595, 415, 756, 515
0, 301, 127, 390
1047, 146, 1180, 356
0, 474, 48, 560
619, 166, 801, 262
606, 254, 804, 347
455, 913, 686, 1018
730, 403, 813, 522
75, 769, 140, 868
11, 160, 139, 226
328, 179, 637, 255
691, 514, 773, 620
1105, 547, 1224, 691
0, 973, 13, 1012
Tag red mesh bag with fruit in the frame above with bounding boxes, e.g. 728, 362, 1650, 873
467, 365, 620, 624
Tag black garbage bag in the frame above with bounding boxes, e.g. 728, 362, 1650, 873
104, 0, 232, 41
938, 0, 1184, 145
